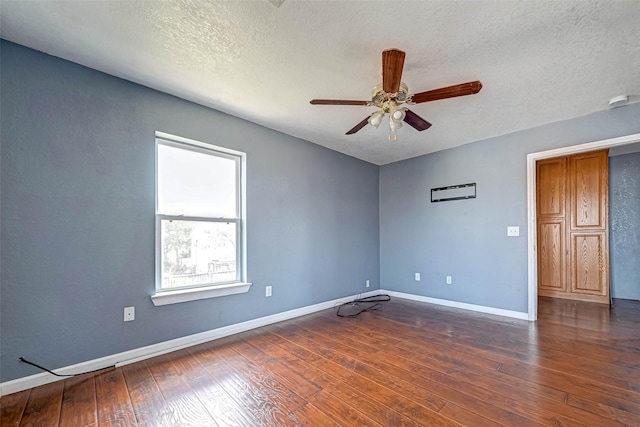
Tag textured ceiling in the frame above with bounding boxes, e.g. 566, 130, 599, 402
1, 0, 639, 165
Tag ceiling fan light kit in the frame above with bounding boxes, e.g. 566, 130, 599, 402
390, 105, 406, 122
310, 48, 482, 138
368, 110, 384, 128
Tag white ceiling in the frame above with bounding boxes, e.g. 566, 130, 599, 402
1, 1, 639, 165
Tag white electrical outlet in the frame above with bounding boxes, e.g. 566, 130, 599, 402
446, 276, 452, 285
124, 306, 135, 322
366, 279, 370, 288
415, 273, 421, 281
265, 285, 272, 297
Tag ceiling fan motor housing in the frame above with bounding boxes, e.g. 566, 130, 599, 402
372, 82, 409, 112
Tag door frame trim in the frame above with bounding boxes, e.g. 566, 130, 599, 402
526, 132, 640, 321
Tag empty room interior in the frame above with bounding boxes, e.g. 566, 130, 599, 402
2, 1, 640, 426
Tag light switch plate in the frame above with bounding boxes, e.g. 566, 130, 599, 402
507, 226, 520, 237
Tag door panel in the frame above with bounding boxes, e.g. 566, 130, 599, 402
570, 151, 608, 230
537, 220, 565, 291
537, 158, 566, 217
570, 232, 608, 296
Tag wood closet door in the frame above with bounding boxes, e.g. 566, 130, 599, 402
537, 158, 567, 293
536, 149, 609, 303
568, 150, 609, 301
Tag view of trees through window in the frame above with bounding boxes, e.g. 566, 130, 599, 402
156, 136, 242, 291
161, 219, 237, 288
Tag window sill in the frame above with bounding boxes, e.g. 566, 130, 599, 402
151, 282, 252, 306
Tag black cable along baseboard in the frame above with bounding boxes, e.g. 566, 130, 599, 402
19, 356, 115, 377
336, 294, 391, 317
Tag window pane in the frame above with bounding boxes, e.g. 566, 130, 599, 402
158, 143, 237, 218
161, 220, 237, 289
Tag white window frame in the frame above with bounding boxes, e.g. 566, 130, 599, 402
151, 131, 250, 306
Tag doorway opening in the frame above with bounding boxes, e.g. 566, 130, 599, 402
526, 132, 640, 321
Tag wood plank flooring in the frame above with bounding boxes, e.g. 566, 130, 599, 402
2, 296, 640, 426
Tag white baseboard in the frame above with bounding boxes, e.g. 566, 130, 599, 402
0, 290, 381, 397
1, 290, 526, 396
380, 289, 529, 320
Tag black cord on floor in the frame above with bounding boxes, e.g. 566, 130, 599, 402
19, 357, 115, 377
336, 294, 390, 317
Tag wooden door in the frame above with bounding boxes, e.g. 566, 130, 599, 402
568, 150, 609, 302
537, 158, 567, 294
536, 149, 609, 303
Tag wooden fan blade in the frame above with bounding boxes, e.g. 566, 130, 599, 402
346, 116, 371, 135
403, 109, 432, 131
382, 49, 405, 94
411, 81, 482, 104
310, 99, 370, 106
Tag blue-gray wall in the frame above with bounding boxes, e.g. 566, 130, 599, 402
380, 103, 640, 312
0, 41, 380, 382
2, 38, 640, 385
610, 152, 640, 300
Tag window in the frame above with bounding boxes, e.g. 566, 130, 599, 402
152, 132, 249, 306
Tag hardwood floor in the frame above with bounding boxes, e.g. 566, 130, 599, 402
2, 296, 640, 426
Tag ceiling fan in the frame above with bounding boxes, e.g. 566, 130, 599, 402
310, 49, 482, 139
